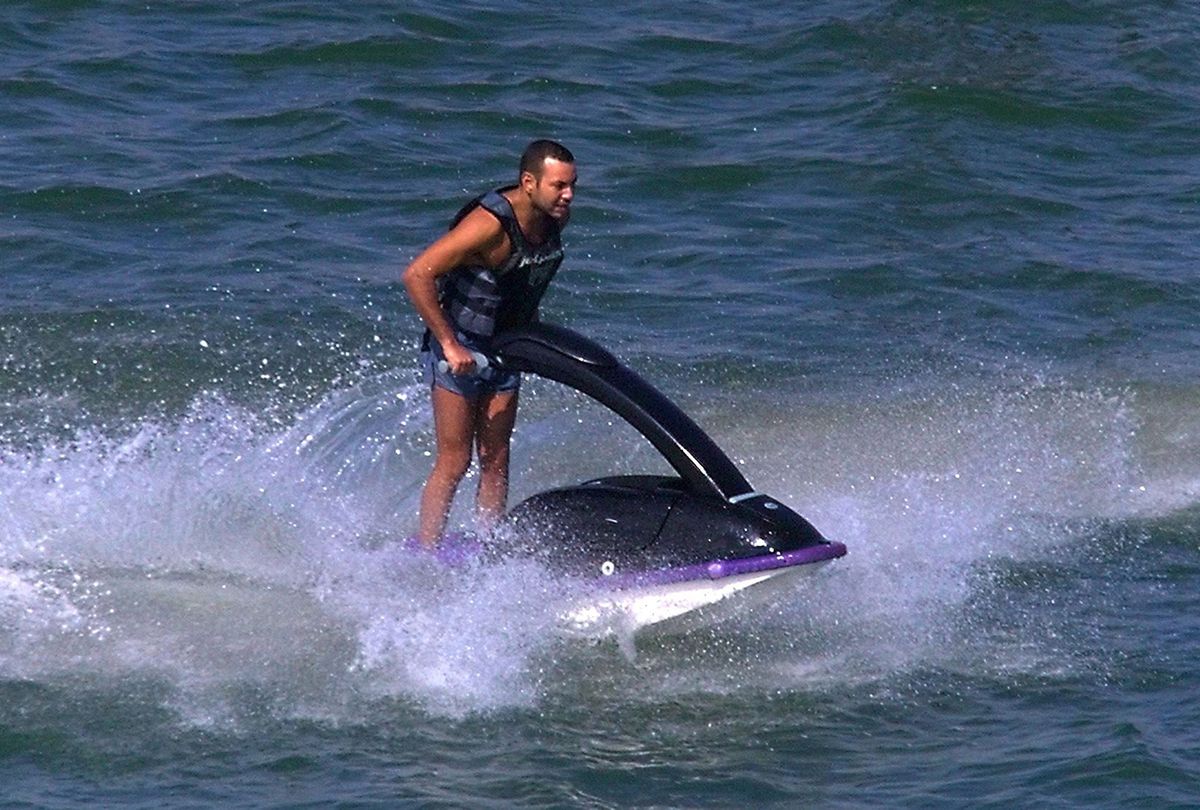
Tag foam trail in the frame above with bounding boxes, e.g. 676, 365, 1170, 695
0, 370, 1195, 718
0, 376, 588, 719
687, 376, 1178, 691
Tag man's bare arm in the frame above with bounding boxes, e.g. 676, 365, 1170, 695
402, 208, 506, 373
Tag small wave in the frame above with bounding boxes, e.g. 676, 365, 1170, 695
0, 183, 141, 215
229, 35, 436, 73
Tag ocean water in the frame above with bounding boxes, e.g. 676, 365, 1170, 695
2, 1, 1199, 807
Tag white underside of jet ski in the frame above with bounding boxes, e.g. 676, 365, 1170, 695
561, 558, 834, 636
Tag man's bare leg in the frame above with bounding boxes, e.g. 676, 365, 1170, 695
474, 389, 519, 533
417, 386, 476, 545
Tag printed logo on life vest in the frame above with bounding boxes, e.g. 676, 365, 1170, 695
518, 248, 563, 286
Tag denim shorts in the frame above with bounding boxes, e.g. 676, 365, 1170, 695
420, 333, 520, 399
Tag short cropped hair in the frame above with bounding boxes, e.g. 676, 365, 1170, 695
519, 139, 574, 178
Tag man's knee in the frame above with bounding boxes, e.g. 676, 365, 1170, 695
433, 447, 472, 481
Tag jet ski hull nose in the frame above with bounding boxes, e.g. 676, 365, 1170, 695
563, 542, 847, 635
500, 474, 845, 635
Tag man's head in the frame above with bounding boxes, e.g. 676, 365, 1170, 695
519, 139, 574, 179
519, 139, 576, 224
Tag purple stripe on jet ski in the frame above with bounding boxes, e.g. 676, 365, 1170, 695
605, 541, 847, 589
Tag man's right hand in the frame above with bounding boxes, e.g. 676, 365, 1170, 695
441, 341, 478, 375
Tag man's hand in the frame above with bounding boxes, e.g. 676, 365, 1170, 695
441, 341, 478, 375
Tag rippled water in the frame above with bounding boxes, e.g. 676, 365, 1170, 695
2, 1, 1199, 807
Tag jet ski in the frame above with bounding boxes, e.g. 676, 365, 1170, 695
486, 323, 847, 634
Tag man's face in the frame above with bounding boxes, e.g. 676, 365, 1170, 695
525, 158, 577, 223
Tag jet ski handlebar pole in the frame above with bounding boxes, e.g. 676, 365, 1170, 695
491, 323, 755, 502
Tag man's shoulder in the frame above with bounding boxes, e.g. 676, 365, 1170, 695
480, 188, 519, 222
449, 204, 505, 240
449, 187, 512, 229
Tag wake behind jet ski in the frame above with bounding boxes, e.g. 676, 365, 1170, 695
485, 323, 846, 632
